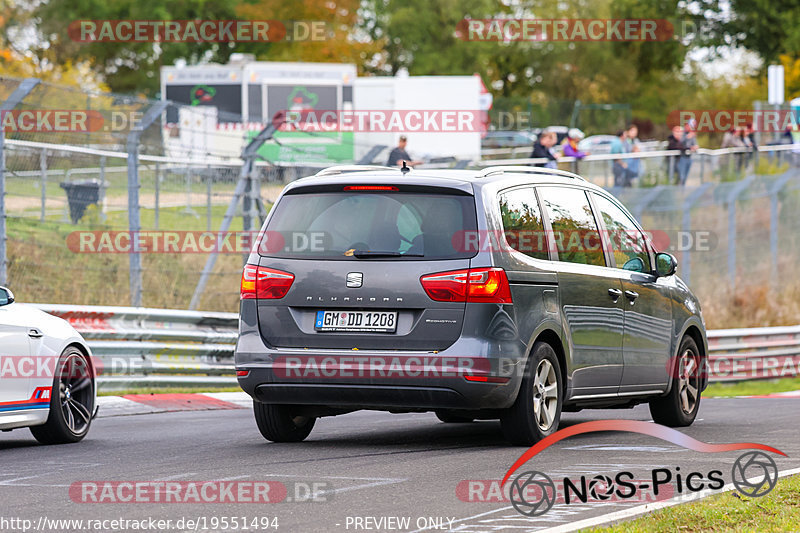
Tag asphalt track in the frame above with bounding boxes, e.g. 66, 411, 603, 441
1, 397, 799, 533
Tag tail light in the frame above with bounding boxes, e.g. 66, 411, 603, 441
240, 264, 294, 299
420, 267, 512, 303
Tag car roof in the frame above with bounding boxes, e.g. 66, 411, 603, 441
285, 166, 607, 196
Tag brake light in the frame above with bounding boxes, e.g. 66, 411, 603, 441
240, 264, 294, 299
344, 185, 399, 191
236, 370, 250, 377
464, 375, 510, 383
420, 267, 512, 303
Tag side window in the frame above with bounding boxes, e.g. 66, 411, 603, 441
592, 193, 651, 272
538, 187, 606, 267
498, 187, 549, 260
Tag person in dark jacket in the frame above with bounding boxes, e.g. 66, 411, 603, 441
387, 135, 423, 167
667, 124, 694, 185
530, 131, 559, 167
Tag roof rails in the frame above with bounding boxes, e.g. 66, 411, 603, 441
477, 165, 587, 182
314, 165, 396, 177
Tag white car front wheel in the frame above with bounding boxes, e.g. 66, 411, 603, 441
30, 347, 95, 444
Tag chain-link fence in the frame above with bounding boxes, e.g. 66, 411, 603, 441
0, 76, 326, 312
2, 75, 800, 323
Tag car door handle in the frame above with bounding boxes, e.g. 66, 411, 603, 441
608, 288, 622, 301
28, 328, 43, 338
624, 290, 639, 302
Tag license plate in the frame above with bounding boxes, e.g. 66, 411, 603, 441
314, 310, 397, 332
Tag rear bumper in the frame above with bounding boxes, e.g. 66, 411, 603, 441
253, 383, 469, 409
235, 356, 520, 411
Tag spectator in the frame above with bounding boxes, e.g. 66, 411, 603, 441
610, 129, 634, 186
667, 124, 695, 185
531, 131, 559, 168
736, 127, 750, 173
721, 127, 741, 148
625, 124, 642, 180
721, 127, 745, 175
563, 128, 589, 159
387, 135, 423, 167
680, 120, 698, 184
745, 122, 758, 165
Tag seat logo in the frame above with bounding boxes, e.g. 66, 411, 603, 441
346, 272, 363, 288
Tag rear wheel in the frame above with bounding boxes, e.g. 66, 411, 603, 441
30, 347, 94, 445
253, 402, 316, 442
501, 342, 562, 446
435, 411, 475, 423
649, 336, 702, 427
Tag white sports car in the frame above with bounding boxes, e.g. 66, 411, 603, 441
0, 287, 96, 444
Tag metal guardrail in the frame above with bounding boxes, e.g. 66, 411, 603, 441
31, 304, 800, 389
33, 304, 239, 390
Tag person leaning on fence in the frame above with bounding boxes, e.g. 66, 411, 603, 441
667, 124, 696, 185
562, 128, 589, 159
625, 124, 642, 181
387, 135, 423, 168
610, 129, 635, 187
530, 131, 559, 168
721, 127, 745, 175
745, 123, 758, 166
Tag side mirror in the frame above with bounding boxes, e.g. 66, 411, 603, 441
0, 286, 15, 307
655, 253, 677, 277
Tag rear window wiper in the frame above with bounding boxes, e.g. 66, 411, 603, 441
351, 250, 424, 258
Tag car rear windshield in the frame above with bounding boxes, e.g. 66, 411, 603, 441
259, 191, 478, 260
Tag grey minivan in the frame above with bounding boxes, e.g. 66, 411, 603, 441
235, 165, 707, 445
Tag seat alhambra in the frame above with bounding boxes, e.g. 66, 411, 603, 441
235, 165, 707, 445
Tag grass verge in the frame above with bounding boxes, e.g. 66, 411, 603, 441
704, 377, 800, 398
584, 474, 800, 533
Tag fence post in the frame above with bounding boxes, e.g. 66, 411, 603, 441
726, 176, 755, 288
40, 148, 47, 222
126, 101, 169, 307
189, 122, 280, 310
0, 78, 40, 287
154, 162, 160, 230
680, 182, 713, 287
206, 166, 212, 232
699, 152, 705, 182
99, 155, 106, 221
667, 155, 675, 184
768, 172, 794, 283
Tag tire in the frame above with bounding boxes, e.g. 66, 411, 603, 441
501, 341, 563, 446
435, 411, 475, 423
30, 347, 95, 445
649, 336, 702, 427
253, 401, 316, 442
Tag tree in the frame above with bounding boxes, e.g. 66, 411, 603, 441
698, 0, 800, 64
1, 2, 107, 90
236, 0, 380, 71
31, 0, 239, 96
